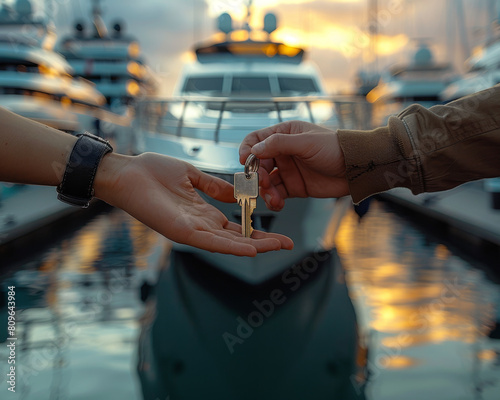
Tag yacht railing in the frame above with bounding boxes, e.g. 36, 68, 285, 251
135, 96, 372, 143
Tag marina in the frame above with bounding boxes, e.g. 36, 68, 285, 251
0, 200, 498, 399
0, 0, 499, 399
134, 9, 373, 283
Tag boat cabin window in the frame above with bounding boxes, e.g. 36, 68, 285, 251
278, 77, 319, 95
231, 77, 271, 95
183, 77, 224, 95
181, 75, 320, 96
0, 61, 39, 73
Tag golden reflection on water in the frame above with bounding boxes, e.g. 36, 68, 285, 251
335, 201, 498, 376
379, 355, 420, 370
0, 209, 165, 399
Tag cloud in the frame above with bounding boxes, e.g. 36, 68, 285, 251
44, 0, 493, 95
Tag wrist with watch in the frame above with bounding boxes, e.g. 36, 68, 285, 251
56, 132, 113, 208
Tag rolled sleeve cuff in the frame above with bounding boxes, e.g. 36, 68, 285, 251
337, 117, 423, 204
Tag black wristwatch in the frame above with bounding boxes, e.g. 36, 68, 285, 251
57, 132, 113, 208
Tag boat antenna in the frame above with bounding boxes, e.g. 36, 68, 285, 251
244, 0, 252, 31
92, 0, 108, 38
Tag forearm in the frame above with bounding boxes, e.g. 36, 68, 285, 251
0, 107, 77, 186
338, 86, 500, 203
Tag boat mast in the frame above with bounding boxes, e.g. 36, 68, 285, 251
244, 0, 252, 32
367, 0, 378, 73
455, 0, 470, 61
486, 0, 496, 43
445, 0, 470, 69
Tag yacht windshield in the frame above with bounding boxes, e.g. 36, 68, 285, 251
182, 77, 223, 95
231, 77, 271, 95
393, 68, 452, 81
278, 77, 319, 95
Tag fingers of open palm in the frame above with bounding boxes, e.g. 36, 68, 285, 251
250, 228, 294, 250
222, 221, 290, 252
181, 211, 284, 254
188, 230, 259, 256
223, 221, 285, 249
188, 223, 285, 256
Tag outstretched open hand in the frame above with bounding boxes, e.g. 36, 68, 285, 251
95, 152, 293, 256
239, 120, 349, 211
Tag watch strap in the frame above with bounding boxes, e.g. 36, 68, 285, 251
57, 132, 113, 208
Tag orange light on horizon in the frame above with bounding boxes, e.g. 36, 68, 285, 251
375, 33, 409, 56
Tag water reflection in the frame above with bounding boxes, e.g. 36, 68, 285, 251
0, 201, 499, 399
137, 250, 367, 400
0, 209, 163, 399
336, 201, 500, 400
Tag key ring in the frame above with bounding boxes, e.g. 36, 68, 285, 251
244, 154, 260, 179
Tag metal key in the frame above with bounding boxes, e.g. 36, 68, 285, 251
234, 154, 260, 237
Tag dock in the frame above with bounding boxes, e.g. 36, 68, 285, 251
0, 184, 78, 246
379, 180, 500, 248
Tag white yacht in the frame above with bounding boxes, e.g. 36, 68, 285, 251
440, 8, 500, 102
58, 0, 157, 113
440, 40, 500, 101
135, 11, 369, 284
367, 43, 456, 125
0, 0, 129, 244
440, 4, 500, 208
0, 0, 113, 133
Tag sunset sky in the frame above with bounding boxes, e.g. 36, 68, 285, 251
32, 0, 494, 94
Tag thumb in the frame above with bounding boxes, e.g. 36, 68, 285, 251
251, 133, 309, 159
190, 167, 235, 203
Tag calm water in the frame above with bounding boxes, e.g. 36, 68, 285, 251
0, 201, 499, 399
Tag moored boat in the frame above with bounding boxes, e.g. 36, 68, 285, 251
0, 0, 132, 244
58, 0, 157, 112
135, 11, 369, 284
367, 43, 456, 126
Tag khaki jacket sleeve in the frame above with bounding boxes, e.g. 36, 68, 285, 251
337, 85, 500, 204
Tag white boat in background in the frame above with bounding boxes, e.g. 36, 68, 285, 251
0, 0, 131, 245
440, 0, 500, 102
0, 0, 96, 131
367, 43, 456, 126
58, 0, 157, 113
440, 2, 500, 209
135, 11, 370, 284
440, 41, 500, 102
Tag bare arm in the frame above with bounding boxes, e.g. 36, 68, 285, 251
0, 107, 77, 185
0, 107, 293, 256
